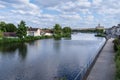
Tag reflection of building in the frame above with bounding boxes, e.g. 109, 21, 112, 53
27, 28, 41, 36
96, 24, 104, 30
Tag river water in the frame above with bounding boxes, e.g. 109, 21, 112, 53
0, 33, 106, 80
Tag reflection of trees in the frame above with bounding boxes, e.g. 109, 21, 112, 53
0, 43, 19, 53
29, 40, 40, 46
54, 41, 61, 53
0, 43, 28, 60
18, 43, 27, 60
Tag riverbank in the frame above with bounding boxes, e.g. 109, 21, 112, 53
87, 38, 115, 80
0, 36, 53, 44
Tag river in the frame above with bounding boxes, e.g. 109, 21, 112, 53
0, 33, 106, 80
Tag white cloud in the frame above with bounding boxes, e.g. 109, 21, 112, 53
0, 0, 120, 28
0, 4, 6, 8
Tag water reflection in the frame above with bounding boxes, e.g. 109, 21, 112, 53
0, 33, 106, 80
18, 43, 27, 60
53, 41, 61, 53
0, 43, 28, 60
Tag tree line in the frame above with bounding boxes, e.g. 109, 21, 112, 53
53, 24, 72, 39
0, 20, 27, 39
0, 21, 72, 39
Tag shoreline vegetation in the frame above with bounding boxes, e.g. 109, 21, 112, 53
0, 20, 105, 44
72, 29, 105, 37
0, 21, 72, 43
0, 36, 53, 44
113, 38, 120, 80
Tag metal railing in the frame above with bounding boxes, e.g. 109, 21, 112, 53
74, 39, 106, 80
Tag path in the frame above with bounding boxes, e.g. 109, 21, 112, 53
87, 38, 115, 80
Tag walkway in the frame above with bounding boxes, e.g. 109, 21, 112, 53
87, 39, 115, 80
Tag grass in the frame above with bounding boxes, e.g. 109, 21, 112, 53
113, 39, 120, 80
0, 35, 53, 44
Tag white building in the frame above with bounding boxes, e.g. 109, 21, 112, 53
27, 28, 41, 36
41, 29, 53, 36
96, 24, 105, 30
106, 24, 120, 38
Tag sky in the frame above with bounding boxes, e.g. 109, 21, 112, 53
0, 0, 120, 28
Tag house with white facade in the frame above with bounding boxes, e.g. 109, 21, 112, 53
106, 24, 120, 38
41, 29, 53, 36
27, 28, 41, 36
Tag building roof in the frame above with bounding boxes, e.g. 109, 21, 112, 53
3, 32, 16, 37
42, 29, 53, 33
28, 28, 40, 31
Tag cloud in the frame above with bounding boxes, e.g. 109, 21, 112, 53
0, 4, 6, 9
0, 0, 120, 28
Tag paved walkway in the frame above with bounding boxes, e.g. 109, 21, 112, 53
87, 39, 115, 80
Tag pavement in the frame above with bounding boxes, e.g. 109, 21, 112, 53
87, 38, 115, 80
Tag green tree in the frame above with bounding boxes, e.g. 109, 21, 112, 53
0, 21, 7, 32
0, 30, 3, 38
6, 23, 17, 32
53, 24, 62, 35
63, 27, 71, 33
53, 24, 62, 39
96, 29, 104, 34
62, 27, 72, 37
16, 20, 27, 39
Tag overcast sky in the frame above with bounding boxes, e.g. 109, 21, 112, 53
0, 0, 119, 28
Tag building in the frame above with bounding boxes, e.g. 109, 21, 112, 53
106, 24, 120, 38
3, 32, 17, 38
41, 29, 53, 36
96, 24, 105, 30
27, 28, 41, 36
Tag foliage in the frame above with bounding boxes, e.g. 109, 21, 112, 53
0, 21, 7, 32
63, 27, 71, 33
16, 20, 27, 39
0, 35, 53, 44
53, 24, 62, 39
62, 27, 72, 37
53, 24, 62, 35
113, 38, 120, 51
6, 23, 17, 32
95, 34, 106, 37
115, 49, 120, 80
0, 30, 3, 38
53, 24, 72, 39
0, 21, 17, 32
113, 38, 120, 80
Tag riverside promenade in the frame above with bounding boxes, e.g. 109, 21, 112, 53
87, 38, 115, 80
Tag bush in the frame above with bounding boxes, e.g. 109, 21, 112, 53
113, 38, 120, 80
113, 38, 120, 51
0, 35, 53, 44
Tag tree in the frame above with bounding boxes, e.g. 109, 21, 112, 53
53, 24, 62, 39
0, 30, 3, 38
96, 29, 104, 34
6, 23, 17, 32
63, 27, 71, 34
62, 27, 72, 37
16, 20, 27, 39
0, 21, 7, 32
53, 24, 62, 35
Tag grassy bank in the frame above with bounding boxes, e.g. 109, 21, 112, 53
95, 33, 106, 37
113, 38, 120, 80
0, 36, 53, 44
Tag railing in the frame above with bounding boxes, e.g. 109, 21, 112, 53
74, 39, 106, 80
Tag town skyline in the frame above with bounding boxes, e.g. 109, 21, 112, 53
0, 0, 119, 28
